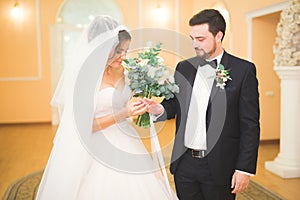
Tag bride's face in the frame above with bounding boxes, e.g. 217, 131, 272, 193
107, 40, 131, 68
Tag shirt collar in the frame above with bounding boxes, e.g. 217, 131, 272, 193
206, 49, 224, 66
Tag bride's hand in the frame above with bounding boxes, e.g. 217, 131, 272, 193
143, 98, 164, 115
93, 98, 148, 132
127, 98, 149, 117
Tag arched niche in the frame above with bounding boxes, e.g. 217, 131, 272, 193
57, 0, 123, 25
50, 0, 123, 124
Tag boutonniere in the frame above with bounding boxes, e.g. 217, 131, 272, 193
215, 64, 231, 89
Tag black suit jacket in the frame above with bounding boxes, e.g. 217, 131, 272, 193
159, 51, 260, 185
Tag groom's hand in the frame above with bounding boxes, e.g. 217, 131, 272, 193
231, 171, 250, 194
143, 98, 164, 115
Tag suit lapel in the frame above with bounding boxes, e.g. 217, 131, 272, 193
210, 81, 219, 101
220, 51, 230, 70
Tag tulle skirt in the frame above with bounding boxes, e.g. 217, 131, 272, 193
36, 120, 176, 200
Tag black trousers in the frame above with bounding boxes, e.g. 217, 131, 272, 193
174, 151, 236, 200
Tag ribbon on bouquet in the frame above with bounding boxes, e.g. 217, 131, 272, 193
149, 116, 175, 199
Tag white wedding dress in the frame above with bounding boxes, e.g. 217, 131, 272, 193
37, 85, 176, 200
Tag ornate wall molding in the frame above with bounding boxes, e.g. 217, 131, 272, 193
0, 0, 42, 81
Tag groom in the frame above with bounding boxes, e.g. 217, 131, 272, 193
146, 9, 260, 199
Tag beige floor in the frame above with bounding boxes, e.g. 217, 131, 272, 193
0, 123, 299, 199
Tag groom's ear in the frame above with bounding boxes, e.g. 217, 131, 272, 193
216, 31, 223, 42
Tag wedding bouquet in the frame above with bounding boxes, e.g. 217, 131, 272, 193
123, 43, 179, 128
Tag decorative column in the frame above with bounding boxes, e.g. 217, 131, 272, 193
265, 66, 300, 178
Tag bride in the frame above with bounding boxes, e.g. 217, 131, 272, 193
36, 15, 177, 199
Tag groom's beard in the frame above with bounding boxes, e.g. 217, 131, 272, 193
195, 48, 210, 59
194, 42, 217, 60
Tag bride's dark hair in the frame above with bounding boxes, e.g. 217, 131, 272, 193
108, 30, 131, 59
118, 30, 131, 43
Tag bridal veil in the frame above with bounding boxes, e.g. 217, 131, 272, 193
37, 16, 129, 199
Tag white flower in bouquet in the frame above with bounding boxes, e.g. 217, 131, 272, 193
158, 68, 170, 85
139, 58, 150, 66
147, 66, 158, 78
157, 56, 164, 65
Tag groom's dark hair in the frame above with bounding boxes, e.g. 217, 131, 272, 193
189, 9, 226, 41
